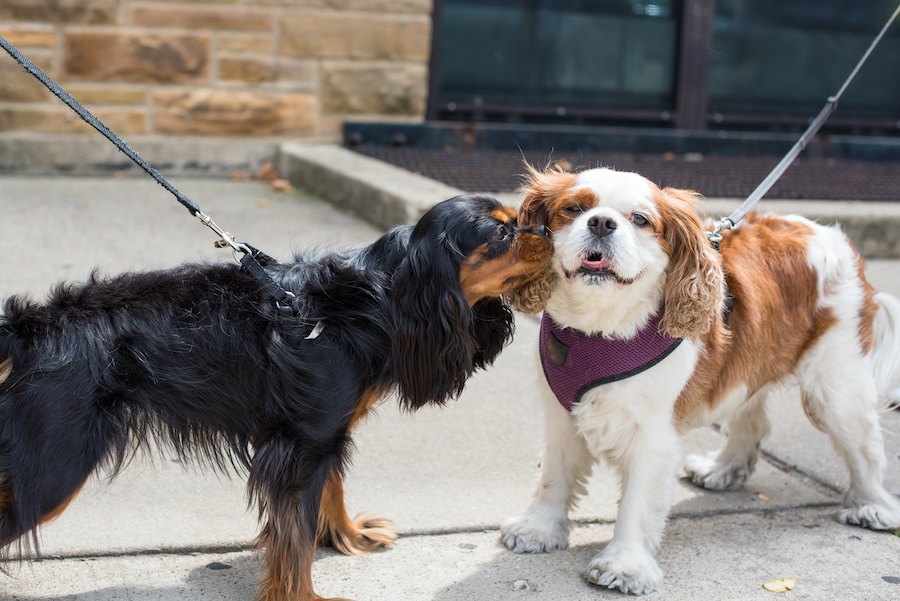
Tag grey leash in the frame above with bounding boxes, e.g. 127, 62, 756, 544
0, 32, 297, 314
707, 2, 900, 248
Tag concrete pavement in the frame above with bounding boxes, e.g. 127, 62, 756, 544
0, 175, 898, 600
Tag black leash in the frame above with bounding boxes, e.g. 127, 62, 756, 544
0, 33, 296, 315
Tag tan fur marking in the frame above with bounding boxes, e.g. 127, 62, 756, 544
39, 482, 86, 526
460, 233, 553, 306
256, 516, 316, 601
0, 358, 11, 385
491, 207, 516, 223
855, 252, 878, 354
506, 165, 583, 313
317, 470, 396, 556
673, 214, 839, 425
801, 391, 828, 432
349, 387, 386, 431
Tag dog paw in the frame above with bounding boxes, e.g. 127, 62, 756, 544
500, 512, 569, 554
839, 503, 900, 531
585, 549, 662, 596
323, 513, 396, 556
683, 452, 749, 491
353, 513, 397, 550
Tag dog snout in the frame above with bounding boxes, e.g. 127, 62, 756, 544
587, 215, 617, 238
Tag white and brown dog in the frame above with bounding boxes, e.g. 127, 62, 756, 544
502, 166, 900, 595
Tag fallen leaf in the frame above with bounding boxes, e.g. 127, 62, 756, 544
555, 159, 573, 171
229, 170, 250, 182
270, 178, 294, 193
763, 577, 796, 592
757, 492, 770, 501
254, 161, 279, 183
257, 198, 271, 208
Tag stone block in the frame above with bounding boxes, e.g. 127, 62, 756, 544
149, 0, 240, 4
0, 0, 117, 25
0, 53, 54, 102
130, 3, 273, 32
279, 11, 430, 61
257, 0, 432, 14
63, 32, 210, 84
2, 24, 58, 48
66, 85, 148, 106
153, 89, 316, 135
218, 56, 316, 89
0, 107, 146, 134
216, 33, 273, 54
321, 62, 426, 115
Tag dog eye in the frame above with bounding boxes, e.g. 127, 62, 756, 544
495, 224, 510, 240
564, 205, 582, 214
632, 213, 649, 227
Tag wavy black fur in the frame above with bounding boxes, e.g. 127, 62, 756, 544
0, 195, 521, 594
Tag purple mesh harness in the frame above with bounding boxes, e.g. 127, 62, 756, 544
539, 312, 682, 412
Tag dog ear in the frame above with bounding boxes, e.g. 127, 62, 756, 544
471, 297, 514, 368
518, 161, 575, 229
658, 188, 725, 339
504, 270, 558, 315
506, 163, 573, 314
389, 234, 476, 410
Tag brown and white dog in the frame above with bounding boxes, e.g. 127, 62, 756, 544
501, 166, 900, 595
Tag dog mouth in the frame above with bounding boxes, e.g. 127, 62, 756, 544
563, 252, 635, 285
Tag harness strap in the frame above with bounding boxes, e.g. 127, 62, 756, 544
239, 245, 296, 315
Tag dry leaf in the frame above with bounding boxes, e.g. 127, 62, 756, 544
254, 162, 278, 183
757, 492, 770, 501
762, 577, 796, 592
270, 178, 294, 193
229, 170, 250, 182
257, 198, 271, 208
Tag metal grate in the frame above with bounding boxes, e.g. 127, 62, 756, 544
352, 146, 900, 201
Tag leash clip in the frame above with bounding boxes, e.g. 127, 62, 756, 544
706, 217, 734, 252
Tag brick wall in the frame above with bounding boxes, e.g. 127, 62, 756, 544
0, 0, 432, 138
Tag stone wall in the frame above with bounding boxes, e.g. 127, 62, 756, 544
0, 0, 432, 138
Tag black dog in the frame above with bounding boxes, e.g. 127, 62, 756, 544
0, 194, 552, 601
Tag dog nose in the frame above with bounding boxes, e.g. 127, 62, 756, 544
587, 216, 617, 238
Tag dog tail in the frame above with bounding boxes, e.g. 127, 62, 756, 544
0, 308, 106, 568
871, 292, 900, 409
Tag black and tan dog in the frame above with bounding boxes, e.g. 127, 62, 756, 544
0, 194, 551, 601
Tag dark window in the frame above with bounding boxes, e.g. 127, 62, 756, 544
433, 0, 682, 121
709, 0, 900, 121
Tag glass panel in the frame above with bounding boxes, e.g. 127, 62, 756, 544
438, 0, 681, 115
709, 0, 900, 119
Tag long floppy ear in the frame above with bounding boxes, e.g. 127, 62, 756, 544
471, 297, 514, 368
389, 235, 476, 410
658, 187, 725, 339
505, 163, 574, 314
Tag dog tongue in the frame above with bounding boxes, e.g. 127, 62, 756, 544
582, 256, 609, 270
